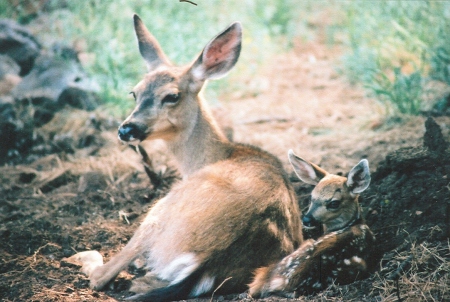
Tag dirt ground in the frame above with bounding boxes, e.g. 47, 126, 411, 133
1, 38, 449, 302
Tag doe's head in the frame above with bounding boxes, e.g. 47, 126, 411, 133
118, 15, 242, 144
288, 150, 371, 233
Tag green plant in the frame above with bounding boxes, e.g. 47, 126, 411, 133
366, 67, 424, 115
339, 0, 450, 116
429, 20, 450, 85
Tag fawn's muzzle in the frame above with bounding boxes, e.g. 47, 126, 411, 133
302, 214, 318, 229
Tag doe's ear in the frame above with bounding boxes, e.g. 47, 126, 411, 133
133, 14, 171, 70
191, 22, 242, 81
347, 159, 371, 194
288, 149, 328, 185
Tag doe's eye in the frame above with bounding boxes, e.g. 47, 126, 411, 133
327, 200, 341, 210
161, 93, 180, 105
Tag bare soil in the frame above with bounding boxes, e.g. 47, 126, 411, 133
1, 40, 449, 302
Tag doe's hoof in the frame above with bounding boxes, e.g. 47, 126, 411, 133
66, 250, 104, 276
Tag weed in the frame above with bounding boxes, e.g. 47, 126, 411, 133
365, 67, 424, 115
339, 0, 450, 116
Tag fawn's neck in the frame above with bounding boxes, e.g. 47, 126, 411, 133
324, 206, 363, 234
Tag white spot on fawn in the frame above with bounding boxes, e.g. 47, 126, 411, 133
286, 256, 292, 267
269, 277, 287, 291
352, 256, 362, 264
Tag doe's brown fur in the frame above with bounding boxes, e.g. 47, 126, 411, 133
72, 15, 302, 302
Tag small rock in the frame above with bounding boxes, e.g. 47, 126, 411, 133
58, 86, 99, 111
0, 19, 41, 75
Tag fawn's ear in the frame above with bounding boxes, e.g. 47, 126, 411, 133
134, 14, 171, 70
347, 159, 371, 194
288, 149, 328, 185
191, 22, 242, 81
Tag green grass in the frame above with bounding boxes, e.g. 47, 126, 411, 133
338, 0, 450, 115
3, 0, 449, 117
1, 0, 313, 115
365, 67, 423, 115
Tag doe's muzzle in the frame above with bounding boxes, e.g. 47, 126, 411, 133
118, 123, 144, 142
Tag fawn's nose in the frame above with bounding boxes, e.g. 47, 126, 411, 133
118, 123, 142, 142
302, 214, 318, 228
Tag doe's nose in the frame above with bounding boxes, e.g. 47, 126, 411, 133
118, 123, 141, 142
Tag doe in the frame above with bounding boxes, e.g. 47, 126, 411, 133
249, 150, 375, 298
71, 15, 302, 302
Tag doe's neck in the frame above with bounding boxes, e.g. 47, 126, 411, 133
167, 103, 231, 176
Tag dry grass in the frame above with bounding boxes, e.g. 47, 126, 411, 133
371, 241, 450, 302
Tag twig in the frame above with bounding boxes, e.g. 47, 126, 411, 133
32, 243, 61, 263
387, 254, 413, 281
210, 277, 232, 302
395, 279, 402, 302
240, 116, 294, 125
180, 0, 197, 5
129, 145, 162, 188
44, 288, 69, 296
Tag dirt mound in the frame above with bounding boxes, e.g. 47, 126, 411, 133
363, 117, 449, 253
354, 117, 450, 301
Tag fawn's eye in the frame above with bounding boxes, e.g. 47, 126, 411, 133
161, 93, 180, 105
327, 200, 341, 210
129, 92, 136, 100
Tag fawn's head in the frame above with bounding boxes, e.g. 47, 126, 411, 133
288, 150, 371, 233
118, 15, 242, 144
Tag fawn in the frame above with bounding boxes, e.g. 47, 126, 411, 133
249, 150, 375, 298
70, 15, 302, 301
